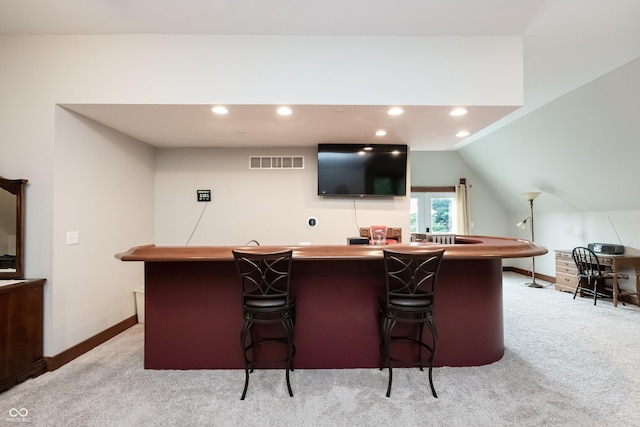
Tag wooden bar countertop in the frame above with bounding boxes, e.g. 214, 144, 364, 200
116, 235, 547, 262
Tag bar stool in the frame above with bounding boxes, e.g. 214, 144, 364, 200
232, 249, 296, 400
379, 249, 445, 398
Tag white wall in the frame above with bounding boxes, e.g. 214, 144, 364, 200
155, 147, 410, 245
52, 108, 154, 353
0, 33, 522, 356
155, 148, 513, 249
511, 210, 640, 292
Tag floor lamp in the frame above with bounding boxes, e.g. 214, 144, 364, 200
517, 191, 542, 288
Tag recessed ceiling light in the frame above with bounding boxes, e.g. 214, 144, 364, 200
211, 106, 228, 115
450, 108, 468, 116
277, 106, 292, 116
387, 107, 403, 116
375, 130, 387, 137
456, 130, 471, 137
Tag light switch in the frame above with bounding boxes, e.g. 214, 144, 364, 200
66, 231, 79, 245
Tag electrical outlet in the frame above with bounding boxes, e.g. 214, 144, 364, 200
197, 189, 211, 202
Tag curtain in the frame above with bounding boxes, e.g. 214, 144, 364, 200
455, 184, 471, 235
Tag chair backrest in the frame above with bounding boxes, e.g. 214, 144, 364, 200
232, 250, 293, 305
572, 246, 604, 277
383, 249, 445, 305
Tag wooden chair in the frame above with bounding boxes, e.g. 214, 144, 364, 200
572, 246, 628, 306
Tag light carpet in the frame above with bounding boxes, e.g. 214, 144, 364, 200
2, 272, 639, 427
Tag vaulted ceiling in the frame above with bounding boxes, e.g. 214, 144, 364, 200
3, 0, 639, 152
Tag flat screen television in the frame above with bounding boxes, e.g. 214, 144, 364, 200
317, 143, 408, 197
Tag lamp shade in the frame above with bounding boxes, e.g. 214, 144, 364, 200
522, 191, 541, 201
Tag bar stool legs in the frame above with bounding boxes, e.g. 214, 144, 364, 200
239, 312, 295, 400
380, 314, 438, 398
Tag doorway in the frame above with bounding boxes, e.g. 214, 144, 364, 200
410, 192, 456, 234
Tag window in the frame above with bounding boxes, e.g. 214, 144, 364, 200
410, 192, 456, 234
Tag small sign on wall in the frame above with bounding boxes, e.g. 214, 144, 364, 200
197, 190, 211, 202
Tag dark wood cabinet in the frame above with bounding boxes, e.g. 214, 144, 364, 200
0, 279, 46, 392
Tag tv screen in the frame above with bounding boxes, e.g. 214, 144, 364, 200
317, 143, 408, 197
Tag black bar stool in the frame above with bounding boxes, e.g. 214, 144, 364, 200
379, 249, 445, 398
232, 249, 296, 400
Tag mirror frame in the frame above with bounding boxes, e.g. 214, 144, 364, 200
0, 176, 27, 279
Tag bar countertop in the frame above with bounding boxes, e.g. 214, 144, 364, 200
116, 235, 547, 262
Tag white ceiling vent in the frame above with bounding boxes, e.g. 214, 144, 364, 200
249, 156, 304, 169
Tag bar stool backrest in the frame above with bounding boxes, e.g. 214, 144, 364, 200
232, 250, 293, 307
383, 249, 445, 307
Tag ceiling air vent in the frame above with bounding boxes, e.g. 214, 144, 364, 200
249, 156, 305, 169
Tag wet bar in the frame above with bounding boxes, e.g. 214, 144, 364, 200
116, 236, 546, 369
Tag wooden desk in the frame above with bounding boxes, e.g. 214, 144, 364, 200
117, 236, 546, 370
555, 250, 640, 307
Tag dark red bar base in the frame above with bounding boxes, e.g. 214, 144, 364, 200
144, 257, 503, 369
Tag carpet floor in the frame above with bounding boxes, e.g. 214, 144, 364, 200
2, 272, 639, 426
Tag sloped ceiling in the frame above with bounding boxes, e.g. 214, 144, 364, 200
459, 56, 640, 214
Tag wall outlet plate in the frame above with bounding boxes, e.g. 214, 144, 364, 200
197, 190, 211, 202
66, 231, 79, 245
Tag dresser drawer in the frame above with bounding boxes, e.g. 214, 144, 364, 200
556, 249, 614, 267
555, 271, 579, 292
556, 251, 573, 261
556, 259, 577, 275
556, 271, 578, 286
598, 257, 614, 267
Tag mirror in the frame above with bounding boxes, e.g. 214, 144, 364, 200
0, 176, 27, 279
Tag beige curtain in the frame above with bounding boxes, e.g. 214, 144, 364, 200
455, 184, 471, 235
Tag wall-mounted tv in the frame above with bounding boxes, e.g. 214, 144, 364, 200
317, 143, 408, 197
